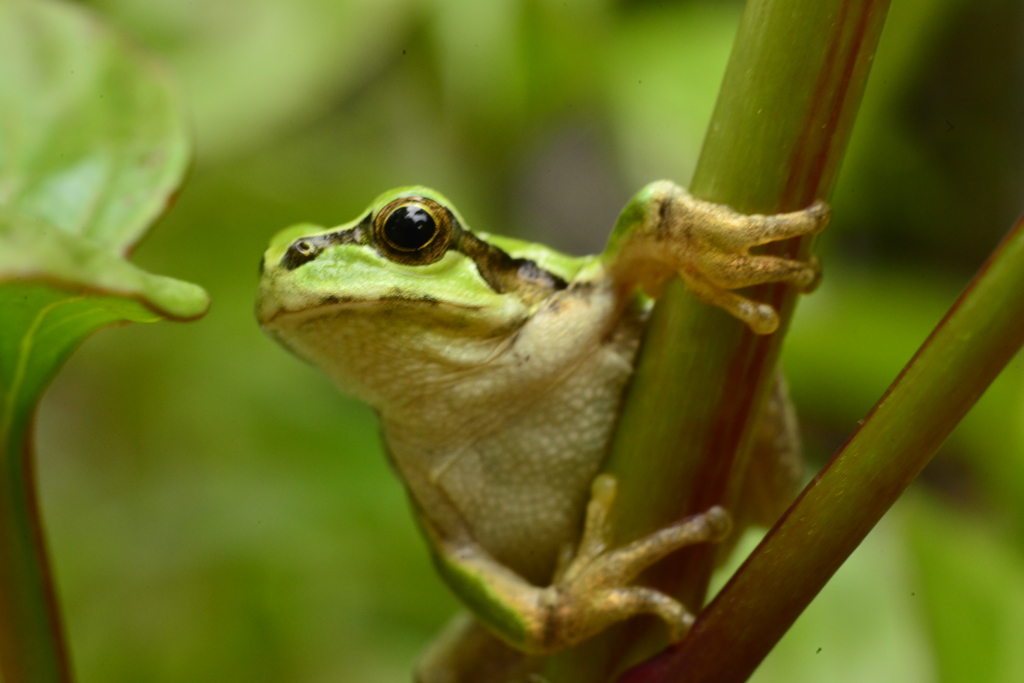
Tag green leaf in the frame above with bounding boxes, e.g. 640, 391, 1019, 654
1, 0, 188, 253
0, 282, 161, 447
0, 211, 207, 320
0, 0, 207, 318
0, 1, 208, 681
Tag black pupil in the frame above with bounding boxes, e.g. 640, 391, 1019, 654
383, 205, 437, 250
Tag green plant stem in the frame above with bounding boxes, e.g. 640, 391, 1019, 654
0, 284, 167, 683
0, 416, 71, 683
619, 210, 1024, 683
0, 289, 82, 683
545, 1, 890, 679
617, 0, 890, 597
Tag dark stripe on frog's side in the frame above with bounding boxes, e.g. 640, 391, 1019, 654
281, 206, 567, 305
446, 209, 567, 305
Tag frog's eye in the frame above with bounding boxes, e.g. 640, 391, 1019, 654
374, 197, 452, 264
383, 205, 437, 251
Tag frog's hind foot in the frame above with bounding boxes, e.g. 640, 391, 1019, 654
545, 474, 732, 648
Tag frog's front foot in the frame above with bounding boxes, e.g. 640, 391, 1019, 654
629, 183, 831, 334
536, 474, 731, 651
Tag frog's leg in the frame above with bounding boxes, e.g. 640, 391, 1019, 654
605, 180, 830, 334
738, 369, 803, 529
424, 474, 731, 655
415, 612, 543, 683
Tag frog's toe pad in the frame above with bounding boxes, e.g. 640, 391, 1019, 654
702, 505, 733, 541
797, 254, 823, 293
685, 278, 780, 335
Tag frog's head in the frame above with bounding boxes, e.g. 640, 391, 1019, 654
256, 187, 584, 397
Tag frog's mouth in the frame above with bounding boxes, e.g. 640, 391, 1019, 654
263, 294, 482, 321
257, 293, 531, 340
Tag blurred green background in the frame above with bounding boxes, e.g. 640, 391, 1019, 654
32, 0, 1024, 681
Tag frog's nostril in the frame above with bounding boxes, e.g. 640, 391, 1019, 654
281, 238, 321, 270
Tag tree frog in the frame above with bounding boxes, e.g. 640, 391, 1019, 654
256, 181, 828, 681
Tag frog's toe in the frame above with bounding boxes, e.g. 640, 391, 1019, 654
605, 586, 695, 642
753, 199, 831, 246
695, 198, 831, 252
713, 292, 779, 335
696, 252, 820, 291
681, 273, 780, 334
